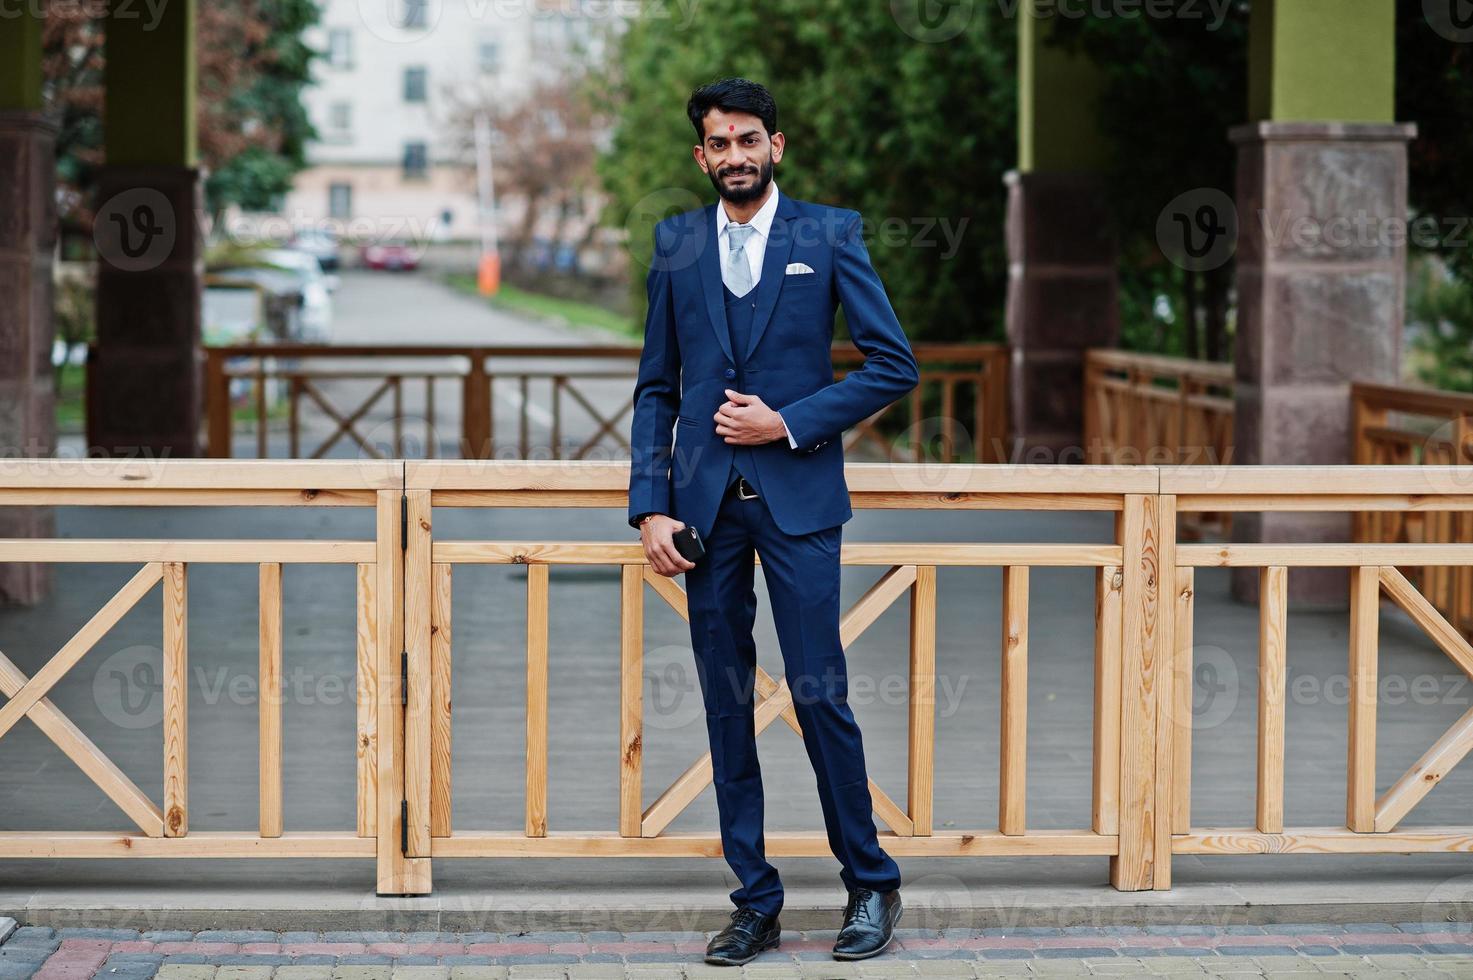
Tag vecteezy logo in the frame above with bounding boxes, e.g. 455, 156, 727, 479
891, 0, 974, 41
1190, 645, 1239, 732
94, 189, 176, 272
641, 645, 706, 732
356, 0, 443, 44
1425, 0, 1473, 42
624, 186, 706, 274
94, 645, 165, 730
1157, 188, 1238, 272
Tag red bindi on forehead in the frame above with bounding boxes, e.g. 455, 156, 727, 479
729, 125, 735, 132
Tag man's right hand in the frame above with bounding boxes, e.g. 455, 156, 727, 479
640, 514, 696, 577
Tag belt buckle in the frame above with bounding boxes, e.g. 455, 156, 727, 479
736, 477, 758, 501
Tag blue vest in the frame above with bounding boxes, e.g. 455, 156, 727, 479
724, 283, 761, 493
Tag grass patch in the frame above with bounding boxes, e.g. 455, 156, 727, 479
55, 362, 85, 432
444, 273, 638, 341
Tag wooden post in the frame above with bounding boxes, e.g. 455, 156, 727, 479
526, 563, 550, 837
461, 353, 491, 459
403, 489, 432, 857
620, 564, 644, 837
1092, 563, 1122, 836
1000, 566, 1028, 835
1347, 565, 1380, 832
908, 566, 937, 836
355, 562, 377, 838
430, 562, 453, 838
205, 350, 231, 458
1111, 492, 1173, 890
1257, 565, 1288, 834
162, 561, 188, 837
374, 489, 430, 895
1171, 566, 1195, 834
1083, 353, 1100, 465
258, 562, 282, 838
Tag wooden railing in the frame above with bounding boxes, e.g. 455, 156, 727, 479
5, 460, 1473, 896
1352, 382, 1473, 638
1164, 465, 1473, 862
0, 461, 395, 870
1084, 349, 1235, 542
202, 343, 1010, 464
1083, 349, 1234, 467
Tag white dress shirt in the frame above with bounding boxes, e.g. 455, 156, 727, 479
715, 183, 798, 448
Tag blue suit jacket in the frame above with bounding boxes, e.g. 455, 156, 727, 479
627, 192, 920, 540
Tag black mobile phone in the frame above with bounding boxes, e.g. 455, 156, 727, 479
672, 525, 705, 563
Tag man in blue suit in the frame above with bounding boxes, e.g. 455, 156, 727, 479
627, 78, 919, 966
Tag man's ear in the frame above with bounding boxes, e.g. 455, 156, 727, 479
770, 132, 784, 164
693, 144, 709, 174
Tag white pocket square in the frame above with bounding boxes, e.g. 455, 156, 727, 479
785, 262, 815, 275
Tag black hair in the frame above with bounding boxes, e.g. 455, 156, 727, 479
686, 77, 778, 144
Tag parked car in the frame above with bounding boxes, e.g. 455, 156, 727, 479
360, 239, 420, 271
290, 229, 342, 271
206, 267, 304, 340
207, 247, 335, 343
256, 248, 336, 342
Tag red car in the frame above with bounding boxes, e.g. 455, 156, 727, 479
360, 240, 420, 271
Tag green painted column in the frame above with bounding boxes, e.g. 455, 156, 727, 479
91, 0, 205, 456
1248, 0, 1394, 123
0, 8, 43, 111
1007, 0, 1118, 461
1232, 0, 1412, 607
104, 0, 197, 165
0, 6, 57, 603
1017, 3, 1107, 173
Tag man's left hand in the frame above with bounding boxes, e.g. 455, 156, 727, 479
714, 389, 785, 445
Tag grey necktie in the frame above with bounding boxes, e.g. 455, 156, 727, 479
725, 223, 756, 297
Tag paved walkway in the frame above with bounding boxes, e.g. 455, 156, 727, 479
242, 271, 639, 461
5, 922, 1473, 978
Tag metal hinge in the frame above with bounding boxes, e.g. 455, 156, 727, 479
400, 493, 408, 551
400, 798, 409, 854
400, 650, 409, 706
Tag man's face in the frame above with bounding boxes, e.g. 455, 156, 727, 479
693, 108, 784, 205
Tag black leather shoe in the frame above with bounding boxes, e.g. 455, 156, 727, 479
705, 906, 781, 965
832, 886, 902, 960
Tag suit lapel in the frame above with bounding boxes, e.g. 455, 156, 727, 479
743, 194, 797, 362
696, 205, 735, 364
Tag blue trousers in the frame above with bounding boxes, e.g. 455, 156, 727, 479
683, 479, 902, 916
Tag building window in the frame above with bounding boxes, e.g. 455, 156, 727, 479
403, 142, 429, 181
401, 0, 428, 29
478, 40, 500, 73
403, 66, 428, 104
328, 101, 352, 133
327, 28, 353, 68
328, 182, 353, 220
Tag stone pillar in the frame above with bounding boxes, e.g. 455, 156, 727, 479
1005, 172, 1118, 459
1230, 0, 1408, 607
0, 0, 57, 605
1006, 0, 1118, 459
88, 0, 203, 457
1231, 123, 1416, 605
0, 111, 58, 604
88, 166, 205, 456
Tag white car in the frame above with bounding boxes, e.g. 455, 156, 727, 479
290, 229, 342, 271
258, 248, 336, 343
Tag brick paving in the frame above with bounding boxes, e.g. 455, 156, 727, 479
3, 924, 1473, 978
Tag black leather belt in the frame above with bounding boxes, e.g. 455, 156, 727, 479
735, 476, 759, 500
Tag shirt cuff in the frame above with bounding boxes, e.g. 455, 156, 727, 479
779, 412, 798, 449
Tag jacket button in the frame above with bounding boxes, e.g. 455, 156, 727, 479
724, 368, 736, 380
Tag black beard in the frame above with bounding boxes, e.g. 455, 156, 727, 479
708, 157, 773, 205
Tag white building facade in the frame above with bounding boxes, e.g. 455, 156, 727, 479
286, 0, 617, 243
